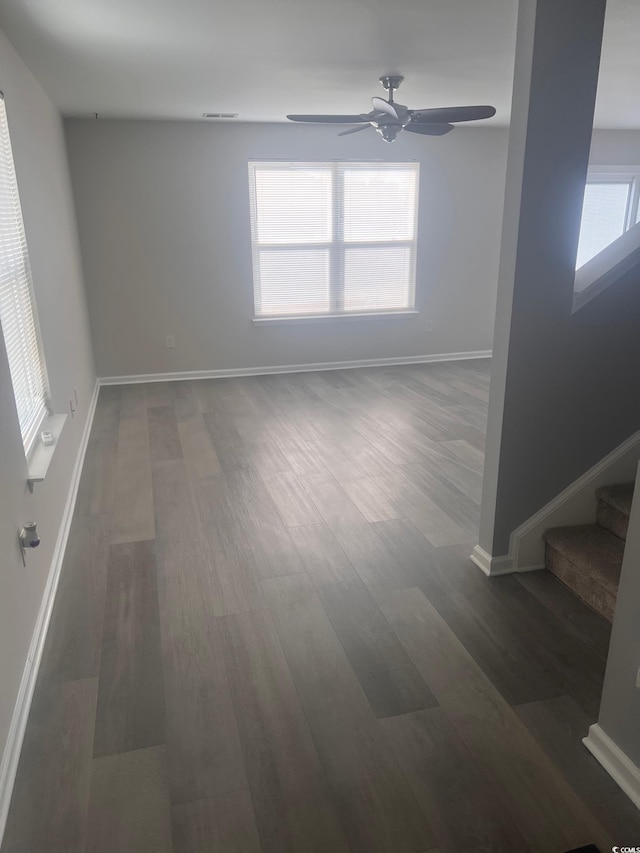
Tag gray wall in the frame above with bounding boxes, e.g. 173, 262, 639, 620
486, 260, 640, 559
481, 112, 640, 555
0, 30, 95, 773
64, 119, 508, 377
477, 0, 640, 559
590, 130, 640, 165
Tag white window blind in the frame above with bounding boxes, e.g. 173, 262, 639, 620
576, 171, 640, 269
248, 161, 419, 317
0, 95, 50, 453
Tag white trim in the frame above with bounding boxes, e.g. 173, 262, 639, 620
26, 413, 68, 492
572, 221, 640, 313
573, 164, 640, 313
470, 546, 513, 576
252, 310, 420, 324
247, 160, 420, 319
98, 350, 493, 385
509, 429, 640, 571
0, 380, 100, 846
584, 165, 640, 230
469, 545, 492, 575
583, 724, 640, 811
472, 430, 640, 577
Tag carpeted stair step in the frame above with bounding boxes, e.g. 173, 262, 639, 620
595, 482, 634, 541
544, 524, 624, 622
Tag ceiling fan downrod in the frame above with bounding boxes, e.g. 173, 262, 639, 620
375, 76, 405, 141
379, 75, 404, 104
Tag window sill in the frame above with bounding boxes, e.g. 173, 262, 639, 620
27, 413, 67, 492
252, 310, 419, 326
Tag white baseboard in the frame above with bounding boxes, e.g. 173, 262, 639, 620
0, 380, 100, 846
583, 724, 640, 811
98, 350, 493, 385
470, 546, 514, 576
471, 430, 640, 577
470, 545, 542, 577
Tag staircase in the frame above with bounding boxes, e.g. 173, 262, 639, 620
543, 483, 634, 622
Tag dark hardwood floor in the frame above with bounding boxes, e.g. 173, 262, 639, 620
3, 360, 639, 852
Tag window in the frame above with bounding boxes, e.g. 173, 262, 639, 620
576, 170, 640, 268
248, 161, 419, 318
0, 94, 50, 454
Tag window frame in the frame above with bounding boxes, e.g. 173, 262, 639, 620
584, 167, 640, 229
248, 160, 420, 321
0, 92, 51, 457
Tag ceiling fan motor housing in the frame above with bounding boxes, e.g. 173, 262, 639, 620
379, 75, 404, 96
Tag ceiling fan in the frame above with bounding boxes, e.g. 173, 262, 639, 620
287, 75, 496, 142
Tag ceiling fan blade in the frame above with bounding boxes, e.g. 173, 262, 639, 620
286, 114, 368, 123
337, 124, 371, 136
371, 97, 399, 119
410, 105, 496, 124
405, 123, 454, 136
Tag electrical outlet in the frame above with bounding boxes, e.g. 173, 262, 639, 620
165, 334, 175, 349
425, 321, 433, 333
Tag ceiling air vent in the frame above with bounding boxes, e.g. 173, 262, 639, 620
202, 113, 238, 119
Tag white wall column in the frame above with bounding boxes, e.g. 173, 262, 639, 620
477, 0, 609, 568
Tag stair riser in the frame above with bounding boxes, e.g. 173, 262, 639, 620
596, 500, 629, 541
545, 544, 617, 622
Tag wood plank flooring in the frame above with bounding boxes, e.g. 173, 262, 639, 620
3, 360, 638, 853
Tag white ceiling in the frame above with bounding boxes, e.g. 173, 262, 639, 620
0, 0, 637, 127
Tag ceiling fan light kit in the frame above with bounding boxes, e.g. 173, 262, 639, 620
286, 75, 496, 142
